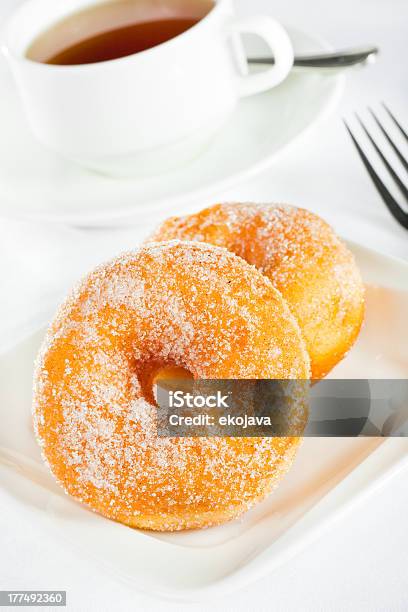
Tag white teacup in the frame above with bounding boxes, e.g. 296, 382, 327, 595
2, 0, 294, 177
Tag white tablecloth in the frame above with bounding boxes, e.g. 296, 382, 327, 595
1, 0, 407, 610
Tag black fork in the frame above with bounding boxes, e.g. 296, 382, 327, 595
344, 103, 408, 230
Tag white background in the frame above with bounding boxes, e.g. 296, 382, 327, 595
0, 0, 407, 610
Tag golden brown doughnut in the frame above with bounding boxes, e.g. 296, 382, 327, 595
150, 204, 365, 378
33, 241, 310, 531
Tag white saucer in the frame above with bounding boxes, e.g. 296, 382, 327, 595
0, 27, 344, 227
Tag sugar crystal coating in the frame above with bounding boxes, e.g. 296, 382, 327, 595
150, 204, 365, 378
33, 241, 310, 531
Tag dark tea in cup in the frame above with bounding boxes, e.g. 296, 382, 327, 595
26, 0, 214, 65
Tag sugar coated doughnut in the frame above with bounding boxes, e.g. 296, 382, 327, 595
150, 204, 365, 378
33, 241, 310, 531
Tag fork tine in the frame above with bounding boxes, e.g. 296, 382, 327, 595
355, 113, 408, 200
368, 107, 408, 172
343, 120, 408, 229
382, 103, 408, 143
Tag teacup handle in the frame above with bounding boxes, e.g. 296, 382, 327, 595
227, 15, 294, 97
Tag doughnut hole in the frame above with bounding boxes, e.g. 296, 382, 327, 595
134, 359, 193, 405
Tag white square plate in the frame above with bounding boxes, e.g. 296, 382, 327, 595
0, 241, 407, 601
